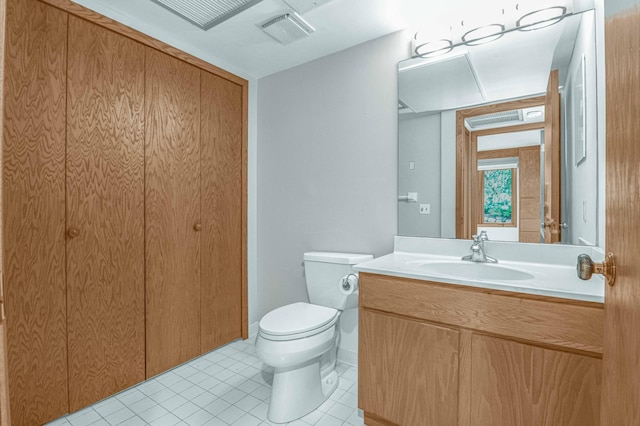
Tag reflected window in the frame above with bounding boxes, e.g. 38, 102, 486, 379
482, 168, 516, 224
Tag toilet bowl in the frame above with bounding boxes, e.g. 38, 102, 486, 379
256, 302, 340, 423
255, 251, 373, 424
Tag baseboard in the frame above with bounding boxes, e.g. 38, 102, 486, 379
248, 321, 259, 339
338, 347, 358, 366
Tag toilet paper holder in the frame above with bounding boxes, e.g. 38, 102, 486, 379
340, 273, 359, 294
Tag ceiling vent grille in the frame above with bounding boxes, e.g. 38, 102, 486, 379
467, 110, 524, 129
260, 12, 315, 45
151, 0, 264, 30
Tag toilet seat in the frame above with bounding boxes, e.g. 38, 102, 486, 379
259, 302, 339, 341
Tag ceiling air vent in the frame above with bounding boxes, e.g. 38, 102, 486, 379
283, 0, 334, 14
260, 12, 315, 45
467, 109, 524, 129
151, 0, 264, 30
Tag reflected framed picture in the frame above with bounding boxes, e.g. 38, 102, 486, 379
573, 54, 587, 166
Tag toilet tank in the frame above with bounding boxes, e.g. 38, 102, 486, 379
303, 252, 373, 310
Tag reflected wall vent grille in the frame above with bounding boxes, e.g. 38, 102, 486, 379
467, 110, 524, 129
151, 0, 264, 30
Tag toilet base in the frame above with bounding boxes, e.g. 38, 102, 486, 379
267, 358, 339, 424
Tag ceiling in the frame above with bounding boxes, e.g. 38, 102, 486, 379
71, 0, 492, 79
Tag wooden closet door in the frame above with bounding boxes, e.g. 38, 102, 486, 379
145, 48, 201, 378
2, 0, 68, 424
66, 17, 145, 411
200, 71, 243, 352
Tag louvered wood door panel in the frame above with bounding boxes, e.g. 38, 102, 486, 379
145, 48, 202, 378
2, 0, 68, 424
200, 71, 243, 352
66, 16, 146, 411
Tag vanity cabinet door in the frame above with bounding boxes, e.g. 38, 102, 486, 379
359, 309, 459, 426
470, 334, 601, 426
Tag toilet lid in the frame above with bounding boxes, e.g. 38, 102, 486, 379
259, 302, 338, 336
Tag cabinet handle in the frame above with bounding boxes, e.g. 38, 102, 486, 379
67, 228, 80, 238
193, 223, 202, 232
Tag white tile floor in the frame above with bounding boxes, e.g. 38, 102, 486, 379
46, 339, 363, 426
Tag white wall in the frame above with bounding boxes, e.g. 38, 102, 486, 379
398, 110, 457, 239
257, 31, 409, 359
563, 11, 600, 246
398, 113, 441, 237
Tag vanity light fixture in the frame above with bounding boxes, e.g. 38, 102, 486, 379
462, 23, 505, 46
411, 2, 572, 58
413, 39, 454, 58
517, 6, 567, 31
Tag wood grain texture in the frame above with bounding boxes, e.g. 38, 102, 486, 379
241, 84, 248, 340
359, 309, 459, 426
471, 334, 601, 426
200, 71, 243, 352
519, 142, 541, 241
544, 70, 561, 243
0, 0, 9, 421
359, 273, 603, 355
520, 231, 541, 244
363, 413, 397, 426
38, 0, 247, 87
519, 146, 541, 199
66, 16, 145, 411
601, 7, 640, 426
145, 48, 202, 378
0, 322, 9, 426
457, 330, 473, 426
2, 0, 68, 424
520, 198, 540, 220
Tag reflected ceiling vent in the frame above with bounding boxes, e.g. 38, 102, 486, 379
467, 110, 524, 129
283, 0, 335, 14
151, 0, 264, 30
259, 12, 315, 45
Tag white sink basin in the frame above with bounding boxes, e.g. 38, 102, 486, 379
418, 261, 535, 281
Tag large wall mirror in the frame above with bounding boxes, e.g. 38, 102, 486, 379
397, 7, 603, 246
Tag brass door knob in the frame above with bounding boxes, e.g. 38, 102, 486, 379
67, 228, 80, 239
577, 253, 616, 286
193, 223, 202, 232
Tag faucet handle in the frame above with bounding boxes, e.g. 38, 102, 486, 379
472, 234, 481, 243
479, 230, 489, 241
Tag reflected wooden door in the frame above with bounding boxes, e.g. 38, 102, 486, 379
601, 3, 640, 425
66, 17, 145, 411
543, 70, 561, 243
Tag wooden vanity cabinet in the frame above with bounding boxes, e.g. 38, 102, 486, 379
360, 310, 459, 425
358, 273, 603, 426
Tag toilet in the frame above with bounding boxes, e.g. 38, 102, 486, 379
255, 251, 373, 424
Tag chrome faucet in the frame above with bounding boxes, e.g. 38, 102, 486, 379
462, 233, 498, 263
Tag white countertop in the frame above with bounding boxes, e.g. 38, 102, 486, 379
354, 237, 605, 303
